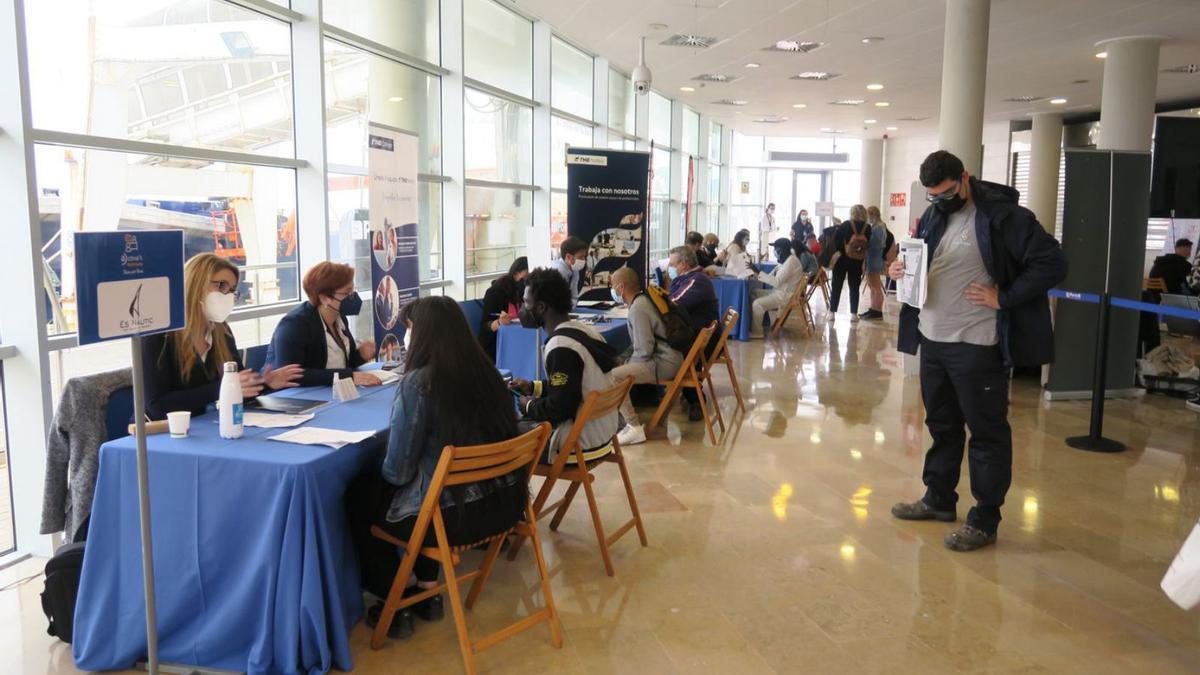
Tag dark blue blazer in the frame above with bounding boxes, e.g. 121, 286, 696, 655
897, 178, 1067, 367
265, 302, 367, 387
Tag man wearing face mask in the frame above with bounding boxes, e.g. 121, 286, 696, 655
551, 236, 590, 307
889, 150, 1066, 552
668, 246, 719, 421
511, 269, 620, 462
266, 261, 381, 387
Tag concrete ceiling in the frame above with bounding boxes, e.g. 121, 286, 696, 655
512, 0, 1200, 139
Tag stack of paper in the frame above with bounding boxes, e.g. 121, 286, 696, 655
243, 412, 315, 429
897, 238, 928, 309
268, 427, 376, 449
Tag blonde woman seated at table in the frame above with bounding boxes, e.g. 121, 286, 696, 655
141, 253, 303, 420
607, 267, 684, 446
750, 237, 814, 338
265, 261, 381, 387
348, 297, 529, 640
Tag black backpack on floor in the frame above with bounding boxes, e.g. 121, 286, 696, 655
41, 516, 89, 643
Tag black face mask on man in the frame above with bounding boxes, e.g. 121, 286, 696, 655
517, 303, 542, 329
929, 180, 967, 215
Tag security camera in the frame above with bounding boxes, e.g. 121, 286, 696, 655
633, 37, 652, 96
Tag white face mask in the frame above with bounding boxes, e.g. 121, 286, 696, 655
203, 290, 236, 323
571, 258, 586, 272
403, 328, 412, 352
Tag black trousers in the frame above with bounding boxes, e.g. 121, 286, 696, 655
919, 337, 1013, 533
348, 470, 526, 599
830, 260, 863, 314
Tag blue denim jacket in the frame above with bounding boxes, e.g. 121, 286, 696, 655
382, 367, 521, 522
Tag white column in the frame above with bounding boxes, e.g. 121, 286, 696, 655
1028, 112, 1063, 232
439, 0, 466, 299
719, 125, 733, 238
592, 57, 609, 147
291, 0, 330, 277
1096, 36, 1161, 152
530, 21, 552, 269
937, 0, 991, 175
668, 99, 684, 249
859, 138, 884, 208
0, 0, 55, 556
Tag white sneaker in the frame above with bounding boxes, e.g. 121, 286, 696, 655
617, 424, 647, 446
1187, 395, 1200, 413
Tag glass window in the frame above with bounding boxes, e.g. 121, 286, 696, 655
678, 154, 695, 203
551, 116, 592, 190
35, 144, 299, 337
323, 0, 440, 64
551, 38, 592, 120
464, 89, 533, 184
709, 121, 723, 161
26, 0, 295, 158
682, 109, 700, 156
648, 198, 670, 262
550, 191, 568, 259
0, 368, 10, 556
831, 170, 863, 221
465, 186, 532, 279
708, 162, 721, 205
734, 167, 765, 205
463, 0, 532, 98
608, 70, 635, 135
649, 92, 672, 145
607, 134, 635, 151
651, 147, 671, 197
733, 131, 764, 166
324, 39, 442, 174
328, 174, 443, 283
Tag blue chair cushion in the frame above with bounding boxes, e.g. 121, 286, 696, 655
105, 386, 134, 442
459, 300, 485, 339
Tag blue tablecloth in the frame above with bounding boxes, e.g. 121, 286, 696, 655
496, 316, 631, 380
73, 382, 398, 675
712, 276, 762, 341
758, 261, 778, 274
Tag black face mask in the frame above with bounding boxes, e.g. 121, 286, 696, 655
934, 193, 967, 215
704, 245, 717, 256
517, 303, 542, 329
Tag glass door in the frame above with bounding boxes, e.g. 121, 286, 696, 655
792, 171, 829, 233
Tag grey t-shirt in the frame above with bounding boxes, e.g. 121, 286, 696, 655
918, 204, 998, 346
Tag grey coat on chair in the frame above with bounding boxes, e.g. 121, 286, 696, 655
40, 368, 132, 542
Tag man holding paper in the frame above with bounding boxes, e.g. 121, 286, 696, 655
889, 150, 1066, 552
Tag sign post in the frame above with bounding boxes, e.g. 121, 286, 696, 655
74, 230, 185, 675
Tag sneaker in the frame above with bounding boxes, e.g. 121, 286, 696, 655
617, 424, 647, 446
687, 401, 704, 422
862, 309, 884, 320
890, 500, 957, 522
404, 585, 444, 622
1187, 394, 1200, 413
365, 602, 415, 639
943, 525, 998, 552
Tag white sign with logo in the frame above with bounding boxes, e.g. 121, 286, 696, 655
73, 230, 185, 346
96, 277, 173, 339
815, 201, 836, 218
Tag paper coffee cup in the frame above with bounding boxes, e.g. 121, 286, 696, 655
167, 411, 191, 437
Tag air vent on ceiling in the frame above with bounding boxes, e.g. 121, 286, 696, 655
660, 34, 721, 49
830, 99, 866, 106
768, 151, 848, 163
1162, 64, 1200, 74
1003, 96, 1046, 103
764, 40, 825, 53
790, 71, 841, 81
899, 116, 930, 121
753, 116, 788, 124
693, 73, 740, 83
712, 98, 749, 106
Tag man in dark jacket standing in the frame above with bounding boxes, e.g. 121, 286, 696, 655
1148, 238, 1193, 294
889, 150, 1067, 552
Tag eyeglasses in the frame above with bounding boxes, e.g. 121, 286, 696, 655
926, 181, 961, 203
209, 280, 242, 300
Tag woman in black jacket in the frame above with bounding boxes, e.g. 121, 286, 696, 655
142, 253, 303, 419
266, 261, 383, 387
829, 205, 871, 317
478, 256, 528, 362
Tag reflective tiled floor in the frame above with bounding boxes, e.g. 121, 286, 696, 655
4, 308, 1200, 674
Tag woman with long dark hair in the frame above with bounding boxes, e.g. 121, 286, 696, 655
478, 256, 528, 361
351, 296, 525, 639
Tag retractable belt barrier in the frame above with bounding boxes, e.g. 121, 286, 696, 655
1048, 288, 1200, 453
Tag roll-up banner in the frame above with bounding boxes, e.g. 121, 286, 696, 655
367, 123, 420, 363
565, 148, 652, 301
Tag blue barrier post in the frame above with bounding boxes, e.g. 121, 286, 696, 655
1064, 292, 1125, 453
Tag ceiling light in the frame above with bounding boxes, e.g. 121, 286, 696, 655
714, 98, 749, 106
866, 83, 884, 91
886, 126, 898, 131
1050, 97, 1068, 105
820, 127, 833, 132
861, 36, 885, 44
830, 98, 866, 106
693, 73, 739, 83
791, 71, 841, 81
679, 86, 695, 92
874, 101, 890, 107
791, 103, 807, 109
864, 119, 877, 124
387, 96, 404, 102
1095, 51, 1107, 59
661, 34, 720, 49
769, 40, 824, 53
745, 62, 761, 68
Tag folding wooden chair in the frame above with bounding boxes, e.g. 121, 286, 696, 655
507, 376, 647, 577
699, 307, 746, 421
807, 268, 831, 310
769, 278, 815, 338
1145, 277, 1168, 293
647, 323, 719, 443
369, 423, 562, 674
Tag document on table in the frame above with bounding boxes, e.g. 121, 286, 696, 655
370, 368, 401, 385
243, 412, 315, 429
897, 238, 928, 309
268, 427, 377, 449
